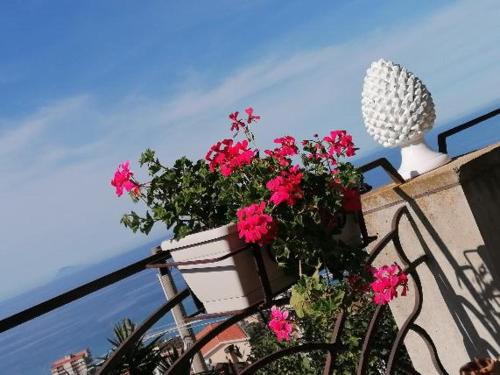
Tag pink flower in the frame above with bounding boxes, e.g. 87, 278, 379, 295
268, 305, 293, 342
229, 111, 246, 132
236, 202, 275, 245
342, 188, 361, 213
264, 136, 298, 167
245, 107, 261, 124
266, 165, 304, 206
205, 139, 255, 176
274, 136, 298, 157
370, 263, 409, 305
111, 161, 140, 197
323, 130, 356, 158
301, 138, 336, 163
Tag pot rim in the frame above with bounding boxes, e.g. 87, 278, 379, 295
161, 223, 238, 252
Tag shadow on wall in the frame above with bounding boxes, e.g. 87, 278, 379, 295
392, 146, 500, 359
460, 148, 500, 349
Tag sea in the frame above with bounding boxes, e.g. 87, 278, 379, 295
0, 106, 498, 374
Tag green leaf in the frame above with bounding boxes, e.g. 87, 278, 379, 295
139, 148, 155, 166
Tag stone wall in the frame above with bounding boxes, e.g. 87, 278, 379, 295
361, 143, 500, 374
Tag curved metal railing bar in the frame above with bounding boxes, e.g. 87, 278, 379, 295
437, 107, 499, 154
354, 205, 447, 375
357, 157, 405, 184
389, 206, 415, 268
92, 204, 443, 374
356, 304, 385, 374
383, 206, 448, 375
410, 324, 448, 374
366, 229, 396, 265
97, 288, 191, 375
356, 215, 400, 373
161, 205, 447, 375
384, 254, 427, 375
322, 310, 347, 375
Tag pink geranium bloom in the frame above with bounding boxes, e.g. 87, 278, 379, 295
370, 263, 409, 305
264, 136, 298, 167
111, 161, 139, 197
205, 139, 255, 176
266, 165, 304, 206
323, 130, 356, 158
236, 202, 275, 245
229, 111, 246, 132
245, 107, 261, 124
268, 305, 293, 342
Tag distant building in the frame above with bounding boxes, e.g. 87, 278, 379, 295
51, 349, 94, 375
195, 323, 251, 369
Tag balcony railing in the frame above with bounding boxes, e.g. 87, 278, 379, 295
1, 108, 497, 375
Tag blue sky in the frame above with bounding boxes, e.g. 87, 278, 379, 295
1, 0, 499, 298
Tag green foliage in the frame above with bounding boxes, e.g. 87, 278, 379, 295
119, 131, 363, 278
122, 151, 235, 239
290, 271, 345, 324
246, 320, 320, 375
115, 117, 415, 374
100, 318, 178, 375
335, 299, 414, 375
248, 272, 414, 375
247, 301, 414, 375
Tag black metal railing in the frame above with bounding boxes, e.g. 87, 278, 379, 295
103, 204, 444, 375
1, 109, 497, 374
0, 250, 173, 334
437, 108, 499, 154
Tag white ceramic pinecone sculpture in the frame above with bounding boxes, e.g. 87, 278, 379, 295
361, 59, 436, 148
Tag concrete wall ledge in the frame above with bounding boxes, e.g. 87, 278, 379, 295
361, 143, 500, 374
362, 142, 500, 216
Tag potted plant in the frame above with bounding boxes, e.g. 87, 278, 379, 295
111, 108, 366, 313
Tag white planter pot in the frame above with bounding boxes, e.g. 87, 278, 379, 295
161, 224, 295, 314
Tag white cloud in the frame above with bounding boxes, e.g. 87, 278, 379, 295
0, 97, 89, 159
0, 0, 499, 298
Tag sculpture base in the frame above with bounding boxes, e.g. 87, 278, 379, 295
398, 138, 450, 180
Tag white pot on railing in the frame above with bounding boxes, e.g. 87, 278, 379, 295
161, 212, 364, 314
161, 224, 295, 314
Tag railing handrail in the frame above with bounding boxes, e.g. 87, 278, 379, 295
357, 157, 405, 184
0, 248, 171, 333
437, 107, 499, 154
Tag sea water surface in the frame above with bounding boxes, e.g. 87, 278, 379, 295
0, 241, 197, 375
0, 107, 498, 374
